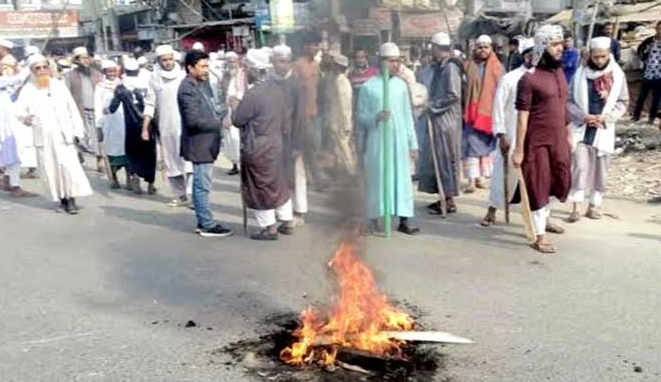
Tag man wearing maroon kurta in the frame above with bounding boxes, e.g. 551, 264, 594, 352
513, 25, 572, 254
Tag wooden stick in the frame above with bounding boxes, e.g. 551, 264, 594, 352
516, 168, 537, 243
427, 118, 447, 216
503, 150, 510, 225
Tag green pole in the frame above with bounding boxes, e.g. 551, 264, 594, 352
381, 63, 392, 238
259, 30, 266, 47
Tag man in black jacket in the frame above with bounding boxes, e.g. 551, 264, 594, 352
178, 50, 233, 237
633, 21, 661, 124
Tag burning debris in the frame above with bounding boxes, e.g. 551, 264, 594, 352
280, 242, 472, 370
214, 241, 471, 381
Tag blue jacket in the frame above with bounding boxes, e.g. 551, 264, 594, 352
562, 48, 580, 84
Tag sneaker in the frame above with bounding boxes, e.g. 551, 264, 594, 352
198, 225, 233, 238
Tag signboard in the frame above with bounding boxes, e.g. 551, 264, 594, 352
0, 10, 80, 38
351, 19, 382, 36
269, 0, 294, 34
398, 10, 462, 38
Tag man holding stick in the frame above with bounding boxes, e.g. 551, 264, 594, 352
418, 32, 463, 215
513, 25, 572, 254
480, 38, 534, 226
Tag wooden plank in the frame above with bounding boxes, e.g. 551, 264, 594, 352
382, 331, 474, 344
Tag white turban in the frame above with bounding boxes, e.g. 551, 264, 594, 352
431, 32, 451, 47
27, 54, 47, 68
518, 38, 535, 54
101, 60, 118, 70
192, 42, 205, 52
272, 45, 292, 59
532, 24, 564, 66
123, 57, 139, 71
244, 48, 271, 70
379, 42, 400, 58
155, 44, 174, 57
0, 38, 14, 49
590, 36, 612, 51
72, 46, 89, 58
476, 35, 492, 45
25, 46, 39, 57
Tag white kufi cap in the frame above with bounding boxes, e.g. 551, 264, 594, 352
272, 45, 292, 59
101, 60, 118, 70
0, 38, 14, 49
244, 48, 271, 70
123, 57, 139, 71
72, 46, 89, 58
590, 36, 612, 50
225, 51, 238, 60
518, 37, 535, 54
27, 54, 47, 68
192, 41, 205, 52
431, 32, 451, 46
476, 35, 492, 45
155, 44, 174, 57
379, 42, 400, 58
333, 54, 349, 67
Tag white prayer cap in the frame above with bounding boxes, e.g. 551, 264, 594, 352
0, 38, 14, 49
192, 41, 205, 52
72, 46, 89, 58
57, 58, 71, 68
379, 42, 401, 58
155, 44, 174, 57
272, 45, 292, 59
431, 32, 451, 47
225, 51, 239, 60
590, 36, 612, 50
244, 48, 271, 70
137, 56, 148, 66
27, 54, 47, 68
476, 35, 492, 46
532, 24, 564, 66
518, 37, 535, 54
333, 54, 349, 67
123, 57, 139, 71
101, 60, 118, 70
25, 45, 39, 57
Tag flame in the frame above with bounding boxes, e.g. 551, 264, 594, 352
280, 242, 414, 366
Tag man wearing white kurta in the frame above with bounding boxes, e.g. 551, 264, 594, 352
142, 45, 192, 207
95, 60, 128, 189
15, 54, 92, 214
567, 37, 629, 221
221, 52, 244, 175
481, 39, 534, 226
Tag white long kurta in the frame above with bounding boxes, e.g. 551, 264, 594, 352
0, 70, 37, 168
222, 70, 246, 163
488, 66, 530, 209
144, 68, 191, 178
94, 79, 125, 157
15, 80, 93, 201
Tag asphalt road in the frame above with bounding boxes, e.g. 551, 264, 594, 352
1, 160, 660, 382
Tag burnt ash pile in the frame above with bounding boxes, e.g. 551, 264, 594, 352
213, 313, 451, 382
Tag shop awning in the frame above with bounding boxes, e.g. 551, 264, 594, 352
169, 17, 255, 29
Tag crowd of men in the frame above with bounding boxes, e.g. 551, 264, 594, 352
1, 20, 660, 252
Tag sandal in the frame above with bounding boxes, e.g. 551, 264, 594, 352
567, 211, 581, 223
531, 241, 556, 254
480, 214, 496, 227
463, 185, 476, 194
586, 208, 602, 220
546, 221, 565, 234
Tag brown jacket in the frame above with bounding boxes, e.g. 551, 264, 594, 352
65, 68, 102, 113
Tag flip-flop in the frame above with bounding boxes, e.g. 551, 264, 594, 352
479, 215, 495, 227
531, 241, 556, 254
567, 211, 581, 223
546, 222, 565, 234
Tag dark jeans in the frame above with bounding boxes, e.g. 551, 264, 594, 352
633, 78, 661, 123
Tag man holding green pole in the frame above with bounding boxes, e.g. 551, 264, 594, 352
356, 42, 420, 236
